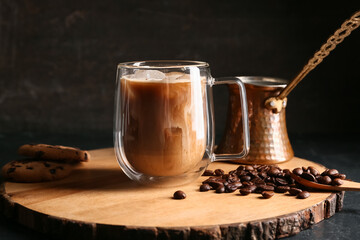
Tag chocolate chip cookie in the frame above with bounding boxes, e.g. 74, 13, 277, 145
2, 159, 74, 182
18, 144, 90, 162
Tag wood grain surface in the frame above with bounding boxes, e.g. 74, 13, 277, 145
0, 148, 344, 239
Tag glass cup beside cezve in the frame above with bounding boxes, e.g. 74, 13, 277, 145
114, 60, 250, 186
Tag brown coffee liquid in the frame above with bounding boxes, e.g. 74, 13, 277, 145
120, 73, 207, 176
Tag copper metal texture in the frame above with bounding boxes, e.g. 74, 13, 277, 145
216, 76, 294, 164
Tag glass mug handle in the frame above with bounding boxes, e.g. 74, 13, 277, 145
211, 77, 250, 161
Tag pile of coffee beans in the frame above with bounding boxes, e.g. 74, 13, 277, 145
292, 167, 346, 186
197, 165, 346, 200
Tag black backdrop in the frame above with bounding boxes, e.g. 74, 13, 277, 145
1, 0, 360, 140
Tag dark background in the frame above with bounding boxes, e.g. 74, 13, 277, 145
1, 1, 360, 239
1, 0, 360, 139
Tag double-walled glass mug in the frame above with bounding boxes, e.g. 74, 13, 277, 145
114, 60, 250, 186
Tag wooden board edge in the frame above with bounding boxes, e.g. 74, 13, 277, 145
0, 181, 345, 240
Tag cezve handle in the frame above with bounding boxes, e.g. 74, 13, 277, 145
265, 10, 360, 113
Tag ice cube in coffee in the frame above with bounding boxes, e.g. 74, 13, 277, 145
120, 71, 207, 176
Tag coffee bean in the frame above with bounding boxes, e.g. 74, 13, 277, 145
236, 170, 247, 176
259, 172, 268, 179
173, 190, 186, 199
240, 188, 251, 195
292, 168, 303, 176
332, 178, 343, 186
226, 183, 240, 193
268, 168, 280, 177
229, 170, 237, 175
318, 176, 332, 185
200, 184, 211, 192
248, 171, 259, 178
297, 191, 310, 199
222, 174, 229, 179
257, 165, 269, 172
236, 165, 245, 171
252, 178, 265, 185
241, 175, 251, 182
321, 169, 329, 176
262, 191, 275, 199
215, 185, 225, 193
301, 172, 316, 182
227, 174, 240, 183
214, 169, 225, 176
257, 184, 274, 192
246, 185, 257, 193
275, 177, 288, 186
207, 180, 224, 189
275, 186, 290, 193
231, 182, 242, 189
308, 166, 320, 176
289, 188, 302, 196
337, 174, 346, 180
245, 165, 254, 171
266, 182, 277, 187
241, 181, 253, 187
283, 169, 291, 174
202, 169, 214, 176
327, 169, 339, 176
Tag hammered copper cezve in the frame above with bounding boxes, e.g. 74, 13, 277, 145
215, 76, 294, 164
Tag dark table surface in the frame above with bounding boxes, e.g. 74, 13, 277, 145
0, 132, 359, 240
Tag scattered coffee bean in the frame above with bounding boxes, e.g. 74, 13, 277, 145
297, 191, 310, 199
321, 169, 329, 176
268, 168, 280, 177
242, 181, 253, 187
226, 174, 239, 183
245, 165, 254, 171
327, 169, 339, 176
225, 184, 238, 193
246, 185, 257, 193
318, 175, 332, 185
214, 169, 225, 176
308, 166, 320, 176
202, 169, 214, 176
241, 175, 251, 182
262, 191, 275, 199
206, 180, 224, 189
337, 174, 346, 180
173, 190, 186, 199
215, 185, 225, 193
275, 186, 290, 193
240, 188, 252, 195
200, 184, 211, 192
292, 168, 303, 176
332, 178, 344, 186
275, 177, 288, 186
257, 184, 275, 192
266, 182, 277, 187
289, 188, 302, 196
301, 172, 317, 182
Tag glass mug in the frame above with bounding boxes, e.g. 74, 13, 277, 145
114, 60, 250, 186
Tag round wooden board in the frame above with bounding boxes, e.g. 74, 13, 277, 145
0, 148, 344, 240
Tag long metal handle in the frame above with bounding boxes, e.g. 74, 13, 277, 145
266, 10, 360, 113
212, 77, 250, 161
